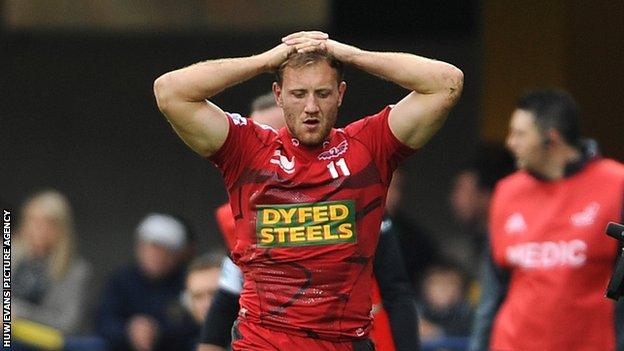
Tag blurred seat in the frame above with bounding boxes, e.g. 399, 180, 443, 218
11, 318, 107, 351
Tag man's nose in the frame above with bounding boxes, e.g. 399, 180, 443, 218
304, 96, 320, 114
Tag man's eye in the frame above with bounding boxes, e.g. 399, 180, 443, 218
293, 92, 305, 98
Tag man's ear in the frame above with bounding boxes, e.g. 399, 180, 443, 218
337, 81, 347, 107
544, 129, 562, 147
272, 82, 283, 107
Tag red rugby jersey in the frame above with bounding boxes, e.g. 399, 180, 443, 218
209, 106, 414, 341
489, 159, 624, 351
215, 202, 396, 350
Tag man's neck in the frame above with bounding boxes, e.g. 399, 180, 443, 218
536, 144, 582, 181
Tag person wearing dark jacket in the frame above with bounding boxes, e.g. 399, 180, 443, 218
385, 168, 439, 293
96, 213, 197, 351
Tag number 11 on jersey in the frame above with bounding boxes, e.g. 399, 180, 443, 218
327, 158, 351, 179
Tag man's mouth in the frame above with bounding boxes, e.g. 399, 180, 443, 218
303, 119, 320, 126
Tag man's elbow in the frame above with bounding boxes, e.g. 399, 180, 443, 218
153, 73, 177, 114
445, 66, 464, 103
443, 65, 464, 104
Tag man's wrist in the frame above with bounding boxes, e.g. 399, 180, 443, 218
250, 52, 272, 73
255, 44, 291, 72
235, 53, 269, 77
329, 41, 363, 65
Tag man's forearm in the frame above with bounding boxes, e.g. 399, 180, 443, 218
154, 41, 295, 108
155, 54, 270, 104
341, 48, 462, 96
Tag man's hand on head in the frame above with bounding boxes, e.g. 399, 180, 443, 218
282, 31, 329, 54
260, 43, 294, 71
281, 31, 361, 62
260, 31, 332, 71
323, 39, 362, 63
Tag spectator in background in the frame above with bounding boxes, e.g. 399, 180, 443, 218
450, 143, 514, 275
183, 252, 224, 325
12, 190, 92, 334
385, 168, 439, 293
96, 213, 197, 351
417, 261, 473, 342
249, 91, 285, 129
470, 89, 624, 351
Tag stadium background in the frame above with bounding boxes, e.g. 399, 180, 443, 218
2, 0, 623, 320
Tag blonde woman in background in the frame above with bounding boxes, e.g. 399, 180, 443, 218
12, 189, 92, 334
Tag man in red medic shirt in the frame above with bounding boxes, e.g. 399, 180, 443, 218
154, 31, 463, 350
469, 89, 624, 351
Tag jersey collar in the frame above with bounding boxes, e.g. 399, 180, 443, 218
278, 128, 338, 151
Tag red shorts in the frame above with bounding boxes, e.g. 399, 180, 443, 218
231, 319, 375, 351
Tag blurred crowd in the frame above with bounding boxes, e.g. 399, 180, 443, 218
9, 89, 623, 351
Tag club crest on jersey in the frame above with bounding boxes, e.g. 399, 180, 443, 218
270, 150, 295, 174
505, 212, 527, 234
570, 202, 600, 227
318, 140, 348, 160
255, 200, 356, 248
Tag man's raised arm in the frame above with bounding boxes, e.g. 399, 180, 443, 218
284, 34, 464, 149
153, 32, 329, 157
152, 45, 282, 157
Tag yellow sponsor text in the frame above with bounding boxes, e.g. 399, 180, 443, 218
256, 200, 356, 247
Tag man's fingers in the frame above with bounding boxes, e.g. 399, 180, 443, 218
284, 37, 326, 46
293, 40, 327, 53
283, 35, 327, 45
282, 31, 328, 43
295, 46, 325, 53
279, 31, 330, 56
282, 31, 327, 40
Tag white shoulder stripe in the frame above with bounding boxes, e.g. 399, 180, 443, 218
253, 120, 278, 134
225, 112, 248, 126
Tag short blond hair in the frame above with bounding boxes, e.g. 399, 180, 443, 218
275, 50, 344, 86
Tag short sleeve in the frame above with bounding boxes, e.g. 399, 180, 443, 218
208, 113, 264, 189
345, 106, 417, 184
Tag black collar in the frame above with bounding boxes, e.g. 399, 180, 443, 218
528, 139, 600, 181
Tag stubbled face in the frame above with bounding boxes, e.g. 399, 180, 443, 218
506, 109, 548, 172
274, 61, 346, 146
186, 267, 221, 324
